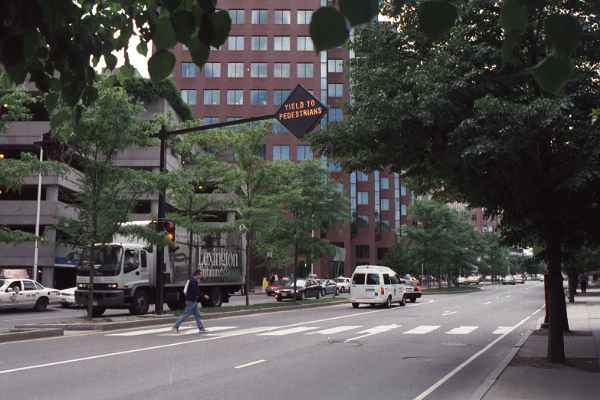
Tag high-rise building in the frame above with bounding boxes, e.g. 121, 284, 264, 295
172, 1, 412, 278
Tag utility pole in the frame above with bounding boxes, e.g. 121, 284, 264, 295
155, 127, 167, 314
33, 145, 43, 282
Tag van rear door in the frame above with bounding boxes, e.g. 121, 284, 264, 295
351, 273, 366, 299
365, 273, 380, 301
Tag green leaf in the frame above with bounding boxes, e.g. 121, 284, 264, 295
45, 92, 59, 113
310, 7, 349, 51
417, 0, 458, 41
501, 32, 522, 66
105, 53, 118, 70
208, 10, 231, 48
500, 0, 528, 34
197, 0, 216, 14
545, 14, 581, 57
148, 50, 175, 82
339, 0, 379, 27
136, 41, 148, 56
530, 55, 573, 95
153, 14, 177, 50
172, 11, 196, 43
188, 37, 210, 66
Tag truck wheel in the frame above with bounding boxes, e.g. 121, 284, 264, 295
352, 303, 359, 309
399, 299, 406, 306
129, 290, 149, 315
316, 290, 320, 299
91, 306, 106, 317
410, 296, 416, 303
34, 297, 49, 312
209, 288, 223, 307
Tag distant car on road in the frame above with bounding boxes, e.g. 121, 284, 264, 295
275, 279, 321, 301
502, 275, 516, 285
514, 274, 525, 284
400, 278, 422, 303
59, 287, 78, 307
335, 277, 351, 293
0, 278, 59, 311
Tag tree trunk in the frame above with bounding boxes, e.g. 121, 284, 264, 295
87, 245, 95, 319
293, 242, 298, 301
546, 233, 566, 363
438, 266, 442, 289
187, 228, 193, 278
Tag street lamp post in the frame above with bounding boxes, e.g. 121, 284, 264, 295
33, 145, 43, 282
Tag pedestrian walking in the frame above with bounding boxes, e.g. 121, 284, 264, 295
172, 270, 207, 334
579, 273, 588, 296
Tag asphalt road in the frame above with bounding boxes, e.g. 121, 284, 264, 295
0, 282, 544, 400
0, 292, 280, 329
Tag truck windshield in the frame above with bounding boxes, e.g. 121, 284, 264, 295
78, 246, 123, 276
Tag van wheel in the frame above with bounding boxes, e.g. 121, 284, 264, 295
129, 290, 149, 315
385, 296, 392, 308
399, 299, 406, 306
209, 287, 223, 307
34, 297, 48, 312
352, 303, 359, 309
410, 296, 416, 303
91, 306, 106, 317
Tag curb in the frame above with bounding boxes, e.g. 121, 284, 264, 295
0, 328, 64, 343
470, 325, 537, 400
15, 299, 349, 332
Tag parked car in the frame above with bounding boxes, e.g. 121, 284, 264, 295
0, 278, 60, 311
319, 279, 338, 296
399, 278, 422, 303
514, 274, 525, 284
335, 277, 351, 293
275, 279, 321, 301
466, 275, 481, 285
265, 279, 289, 296
59, 287, 78, 307
502, 275, 516, 285
351, 265, 406, 308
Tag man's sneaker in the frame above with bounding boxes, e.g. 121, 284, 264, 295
172, 326, 179, 333
198, 327, 207, 334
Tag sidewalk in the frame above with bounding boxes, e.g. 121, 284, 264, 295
483, 285, 600, 400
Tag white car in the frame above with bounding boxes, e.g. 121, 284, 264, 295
502, 275, 516, 285
335, 277, 351, 293
59, 287, 78, 307
0, 278, 60, 311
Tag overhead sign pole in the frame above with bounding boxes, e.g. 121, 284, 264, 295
154, 85, 326, 314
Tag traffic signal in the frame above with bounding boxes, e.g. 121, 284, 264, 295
160, 219, 176, 242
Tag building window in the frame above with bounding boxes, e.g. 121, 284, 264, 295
273, 90, 290, 106
203, 90, 220, 105
377, 248, 389, 260
328, 161, 342, 172
273, 63, 290, 78
180, 89, 197, 105
357, 191, 369, 205
272, 120, 288, 134
357, 171, 369, 182
227, 36, 244, 51
357, 215, 369, 227
328, 83, 343, 98
202, 116, 219, 125
296, 145, 313, 161
203, 62, 221, 78
401, 184, 407, 196
229, 9, 245, 24
381, 198, 390, 211
227, 90, 244, 105
272, 145, 290, 160
251, 90, 268, 105
381, 177, 389, 190
329, 107, 343, 122
328, 59, 343, 73
356, 245, 370, 259
297, 63, 314, 78
227, 63, 244, 78
401, 204, 407, 216
274, 36, 291, 51
250, 63, 267, 78
252, 9, 268, 24
180, 62, 196, 78
297, 36, 314, 51
297, 10, 313, 24
274, 10, 291, 24
251, 36, 268, 51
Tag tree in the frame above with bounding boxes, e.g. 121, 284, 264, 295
312, 2, 600, 362
53, 81, 157, 318
260, 161, 348, 295
478, 234, 512, 282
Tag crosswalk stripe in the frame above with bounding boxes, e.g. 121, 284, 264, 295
445, 326, 478, 335
493, 326, 513, 335
306, 326, 362, 335
345, 324, 401, 342
108, 326, 193, 337
161, 326, 238, 336
403, 325, 440, 335
258, 326, 319, 336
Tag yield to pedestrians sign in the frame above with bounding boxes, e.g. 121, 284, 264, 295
276, 85, 328, 138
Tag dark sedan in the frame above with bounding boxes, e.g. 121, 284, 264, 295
275, 279, 321, 301
319, 279, 339, 296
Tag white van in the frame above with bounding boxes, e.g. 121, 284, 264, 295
350, 265, 406, 308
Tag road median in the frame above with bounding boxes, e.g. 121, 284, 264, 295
0, 327, 64, 343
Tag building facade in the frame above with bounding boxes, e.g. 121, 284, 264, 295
172, 1, 412, 278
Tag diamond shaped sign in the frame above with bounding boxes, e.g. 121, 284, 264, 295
276, 85, 328, 139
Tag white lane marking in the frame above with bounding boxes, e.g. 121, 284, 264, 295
445, 326, 478, 335
483, 301, 492, 305
441, 311, 457, 316
108, 326, 190, 337
407, 299, 435, 307
403, 325, 440, 335
234, 359, 266, 369
216, 326, 281, 337
411, 305, 544, 400
344, 324, 401, 342
258, 326, 319, 336
0, 300, 430, 376
161, 326, 237, 336
306, 325, 362, 335
492, 326, 513, 335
